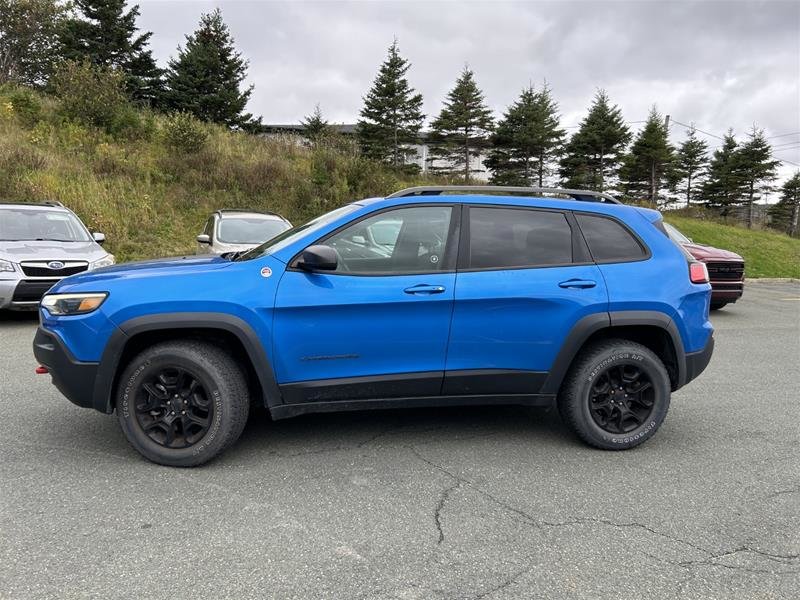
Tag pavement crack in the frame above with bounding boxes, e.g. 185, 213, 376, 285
767, 485, 800, 499
472, 565, 532, 599
434, 481, 461, 545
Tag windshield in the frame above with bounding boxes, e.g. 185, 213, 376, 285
237, 204, 360, 261
0, 207, 91, 242
218, 217, 290, 245
663, 222, 692, 244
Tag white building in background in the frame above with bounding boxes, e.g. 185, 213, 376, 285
262, 124, 490, 181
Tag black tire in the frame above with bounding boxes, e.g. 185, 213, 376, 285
116, 340, 249, 467
710, 301, 728, 311
557, 339, 670, 450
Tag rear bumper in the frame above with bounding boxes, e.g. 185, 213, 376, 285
33, 327, 99, 410
683, 334, 714, 386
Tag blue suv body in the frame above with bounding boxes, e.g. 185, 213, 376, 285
33, 187, 714, 466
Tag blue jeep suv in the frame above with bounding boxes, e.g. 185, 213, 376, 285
33, 186, 714, 466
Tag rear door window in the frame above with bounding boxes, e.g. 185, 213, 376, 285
575, 214, 647, 262
467, 207, 573, 269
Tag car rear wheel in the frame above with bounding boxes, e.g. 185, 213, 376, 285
116, 340, 249, 467
558, 339, 671, 450
710, 301, 728, 310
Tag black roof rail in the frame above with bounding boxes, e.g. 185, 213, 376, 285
386, 186, 621, 204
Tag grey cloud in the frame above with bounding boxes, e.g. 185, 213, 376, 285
137, 0, 800, 176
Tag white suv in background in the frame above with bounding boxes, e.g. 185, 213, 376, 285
0, 202, 114, 310
197, 209, 292, 255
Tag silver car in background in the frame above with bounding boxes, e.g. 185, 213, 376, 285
0, 202, 114, 310
196, 209, 292, 255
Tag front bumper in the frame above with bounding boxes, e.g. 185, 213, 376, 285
710, 281, 744, 303
0, 277, 60, 310
33, 327, 99, 410
683, 334, 714, 386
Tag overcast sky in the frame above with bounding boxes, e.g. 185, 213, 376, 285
137, 0, 800, 184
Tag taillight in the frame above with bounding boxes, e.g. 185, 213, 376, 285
689, 262, 709, 284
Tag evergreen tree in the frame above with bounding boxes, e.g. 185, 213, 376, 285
356, 41, 424, 168
429, 67, 493, 181
736, 126, 780, 228
59, 0, 163, 105
768, 172, 800, 236
0, 0, 68, 87
559, 90, 631, 192
301, 104, 330, 142
700, 130, 743, 217
485, 83, 565, 186
675, 126, 709, 206
619, 107, 675, 206
164, 9, 258, 130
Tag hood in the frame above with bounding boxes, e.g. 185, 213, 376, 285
0, 240, 108, 262
682, 242, 743, 262
51, 254, 232, 291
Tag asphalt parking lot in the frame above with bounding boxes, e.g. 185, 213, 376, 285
1, 281, 798, 599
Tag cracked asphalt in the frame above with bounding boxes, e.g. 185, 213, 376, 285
1, 281, 798, 599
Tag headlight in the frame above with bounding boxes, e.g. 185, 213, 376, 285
0, 259, 16, 273
41, 292, 108, 315
90, 255, 115, 269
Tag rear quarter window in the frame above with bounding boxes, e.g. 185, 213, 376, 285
575, 213, 648, 263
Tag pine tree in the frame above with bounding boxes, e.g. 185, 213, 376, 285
301, 104, 330, 142
736, 126, 781, 228
768, 172, 800, 236
59, 0, 163, 105
619, 107, 675, 206
356, 41, 424, 168
559, 90, 631, 192
700, 130, 743, 217
675, 126, 709, 206
485, 83, 565, 186
0, 0, 68, 87
429, 67, 493, 181
164, 9, 258, 130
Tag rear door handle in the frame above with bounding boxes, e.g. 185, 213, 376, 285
558, 279, 597, 289
404, 284, 446, 295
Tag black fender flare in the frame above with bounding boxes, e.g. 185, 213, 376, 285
92, 312, 282, 413
540, 310, 686, 395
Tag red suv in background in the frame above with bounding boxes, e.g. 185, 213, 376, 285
664, 223, 745, 310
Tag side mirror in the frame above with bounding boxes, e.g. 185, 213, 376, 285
296, 244, 337, 271
196, 234, 211, 245
92, 232, 105, 244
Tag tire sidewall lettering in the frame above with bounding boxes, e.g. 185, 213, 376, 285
120, 358, 225, 456
581, 350, 666, 447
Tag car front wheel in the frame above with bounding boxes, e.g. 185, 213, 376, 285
558, 339, 671, 450
116, 340, 249, 467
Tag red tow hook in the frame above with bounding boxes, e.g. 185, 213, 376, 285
35, 365, 49, 374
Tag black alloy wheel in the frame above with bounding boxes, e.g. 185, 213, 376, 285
588, 363, 655, 434
133, 367, 214, 449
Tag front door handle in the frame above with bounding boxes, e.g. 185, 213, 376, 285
404, 284, 446, 295
558, 279, 597, 289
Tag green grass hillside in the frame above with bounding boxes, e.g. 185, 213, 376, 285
1, 86, 797, 277
0, 86, 445, 262
665, 215, 800, 278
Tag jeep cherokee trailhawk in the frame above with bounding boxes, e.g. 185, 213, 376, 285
33, 186, 714, 466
